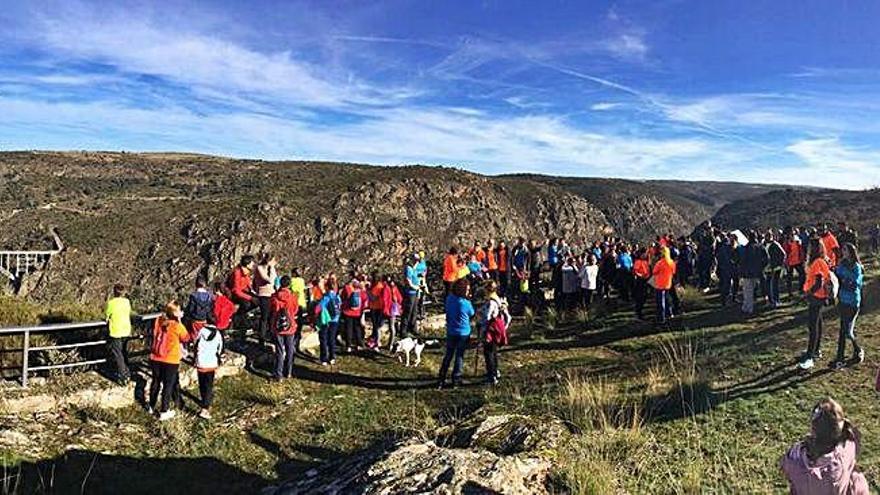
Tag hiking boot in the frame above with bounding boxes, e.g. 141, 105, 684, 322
158, 410, 176, 421
830, 360, 847, 371
797, 358, 815, 370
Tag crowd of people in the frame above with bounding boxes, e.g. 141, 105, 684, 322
98, 219, 872, 491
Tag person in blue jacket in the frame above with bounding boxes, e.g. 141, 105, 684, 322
831, 243, 864, 370
438, 278, 475, 389
317, 282, 342, 366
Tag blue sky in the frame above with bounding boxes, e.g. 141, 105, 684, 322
1, 0, 879, 189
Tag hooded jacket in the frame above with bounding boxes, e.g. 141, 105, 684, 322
269, 287, 298, 336
780, 435, 868, 495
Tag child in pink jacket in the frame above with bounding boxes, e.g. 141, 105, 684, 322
780, 398, 868, 495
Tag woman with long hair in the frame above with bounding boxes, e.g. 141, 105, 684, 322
831, 243, 864, 370
781, 398, 868, 494
799, 239, 831, 370
149, 301, 190, 421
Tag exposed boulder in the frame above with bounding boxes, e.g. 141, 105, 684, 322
264, 413, 568, 495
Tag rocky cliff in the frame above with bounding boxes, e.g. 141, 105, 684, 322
0, 151, 788, 309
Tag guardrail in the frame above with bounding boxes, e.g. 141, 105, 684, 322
0, 313, 161, 387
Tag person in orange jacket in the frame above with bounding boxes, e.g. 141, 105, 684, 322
632, 248, 651, 320
149, 301, 190, 421
443, 247, 460, 294
652, 247, 676, 325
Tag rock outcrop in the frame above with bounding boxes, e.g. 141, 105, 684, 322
264, 413, 569, 495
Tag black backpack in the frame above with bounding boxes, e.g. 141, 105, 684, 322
275, 307, 291, 333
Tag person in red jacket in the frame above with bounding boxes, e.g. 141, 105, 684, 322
381, 274, 404, 350
228, 255, 256, 312
270, 276, 298, 380
212, 282, 235, 332
340, 275, 368, 352
149, 301, 190, 421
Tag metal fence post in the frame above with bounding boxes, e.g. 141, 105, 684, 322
22, 328, 29, 388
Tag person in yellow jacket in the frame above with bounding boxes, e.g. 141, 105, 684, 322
105, 284, 132, 385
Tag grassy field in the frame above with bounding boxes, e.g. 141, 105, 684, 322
2, 263, 880, 494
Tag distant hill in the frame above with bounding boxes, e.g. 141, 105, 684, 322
1, 151, 795, 306
712, 188, 878, 234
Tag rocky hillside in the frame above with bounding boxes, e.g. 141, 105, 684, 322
1, 151, 789, 309
712, 188, 878, 234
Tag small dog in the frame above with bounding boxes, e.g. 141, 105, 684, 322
392, 337, 437, 367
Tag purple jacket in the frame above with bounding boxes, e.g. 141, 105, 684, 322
780, 434, 868, 495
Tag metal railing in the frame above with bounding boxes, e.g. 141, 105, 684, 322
0, 313, 161, 387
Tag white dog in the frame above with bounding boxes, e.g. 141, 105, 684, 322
392, 337, 437, 367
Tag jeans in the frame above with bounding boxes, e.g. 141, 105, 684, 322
402, 293, 419, 337
439, 334, 469, 384
149, 360, 179, 413
633, 278, 647, 318
370, 311, 385, 344
741, 278, 758, 314
655, 289, 671, 324
257, 296, 271, 341
718, 270, 733, 305
582, 288, 594, 308
836, 305, 861, 361
498, 271, 509, 297
274, 333, 296, 378
807, 298, 824, 358
343, 315, 365, 349
108, 337, 130, 381
319, 321, 339, 363
484, 341, 499, 381
767, 270, 781, 306
198, 371, 215, 409
786, 265, 804, 295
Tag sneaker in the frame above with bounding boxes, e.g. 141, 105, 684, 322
436, 381, 446, 390
830, 360, 847, 371
330, 359, 337, 365
798, 358, 815, 370
495, 370, 501, 379
158, 410, 176, 421
854, 348, 866, 364
198, 409, 212, 420
146, 406, 154, 416
321, 362, 329, 367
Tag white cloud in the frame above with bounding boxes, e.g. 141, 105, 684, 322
0, 96, 714, 177
591, 102, 622, 111
35, 10, 405, 109
602, 33, 648, 61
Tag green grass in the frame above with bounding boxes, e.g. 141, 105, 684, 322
3, 270, 880, 494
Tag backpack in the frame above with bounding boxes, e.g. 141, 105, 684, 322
826, 271, 840, 302
275, 307, 291, 333
326, 294, 340, 319
347, 289, 362, 309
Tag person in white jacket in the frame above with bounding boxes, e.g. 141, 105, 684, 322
579, 254, 599, 308
194, 322, 224, 420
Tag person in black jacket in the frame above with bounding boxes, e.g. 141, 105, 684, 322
765, 232, 787, 308
740, 232, 769, 315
